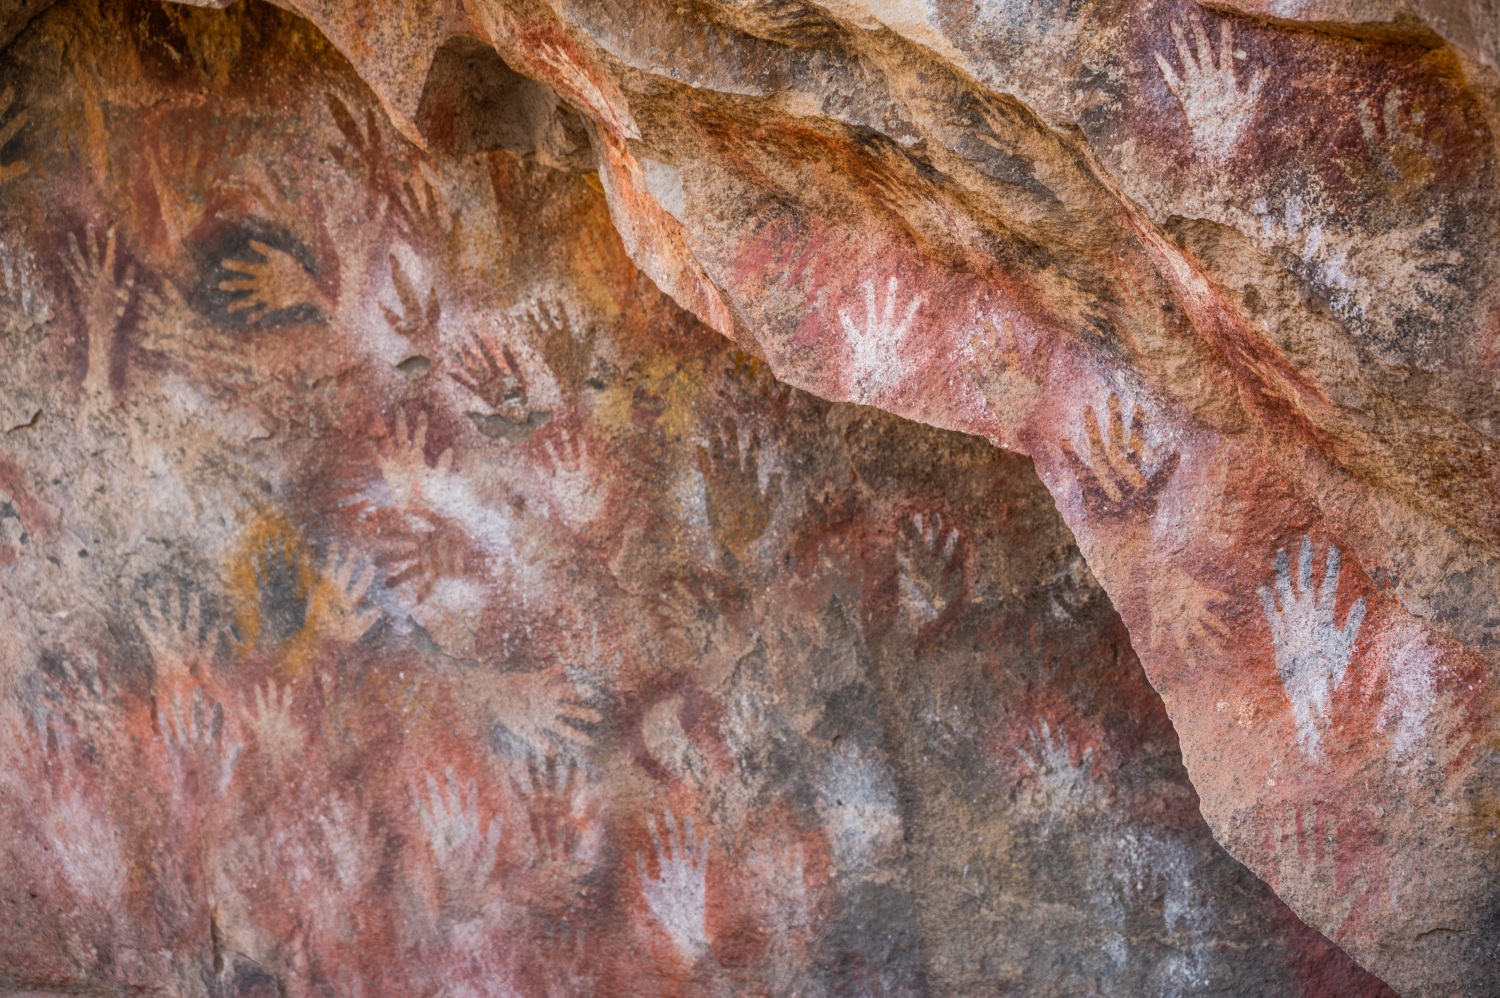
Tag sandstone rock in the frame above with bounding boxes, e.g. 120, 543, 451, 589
0, 0, 1495, 993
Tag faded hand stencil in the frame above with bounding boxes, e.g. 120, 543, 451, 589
1259, 537, 1367, 758
61, 226, 134, 404
896, 510, 962, 626
415, 768, 504, 914
965, 314, 1045, 441
697, 417, 783, 569
1254, 186, 1461, 345
157, 687, 245, 800
1016, 717, 1099, 829
0, 239, 51, 335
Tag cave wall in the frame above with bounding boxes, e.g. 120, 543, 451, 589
189, 0, 1500, 991
0, 0, 1497, 994
0, 3, 1396, 993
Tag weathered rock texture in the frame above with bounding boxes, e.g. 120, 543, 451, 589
0, 0, 1496, 994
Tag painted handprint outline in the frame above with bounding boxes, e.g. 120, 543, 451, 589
382, 253, 441, 347
157, 686, 244, 799
541, 426, 607, 529
1357, 88, 1443, 190
535, 915, 593, 997
1145, 565, 1231, 659
636, 807, 710, 964
41, 778, 129, 910
512, 753, 601, 919
529, 300, 600, 395
391, 163, 459, 260
1061, 393, 1179, 520
4, 722, 128, 909
326, 91, 458, 254
142, 113, 245, 249
1017, 718, 1098, 820
837, 276, 923, 404
61, 226, 136, 401
514, 754, 592, 866
487, 666, 603, 755
307, 543, 382, 647
245, 679, 304, 765
1258, 536, 1367, 758
326, 91, 398, 215
28, 651, 116, 749
216, 237, 329, 325
374, 408, 456, 513
1260, 800, 1366, 928
449, 332, 539, 427
1256, 186, 1460, 332
317, 793, 376, 896
376, 516, 468, 604
245, 533, 311, 654
1154, 14, 1266, 162
134, 577, 214, 684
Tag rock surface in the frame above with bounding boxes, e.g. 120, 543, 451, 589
0, 0, 1496, 994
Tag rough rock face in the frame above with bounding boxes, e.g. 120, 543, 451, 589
192, 0, 1500, 992
0, 0, 1494, 994
0, 5, 1402, 993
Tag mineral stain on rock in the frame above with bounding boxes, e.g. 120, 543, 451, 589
0, 0, 1495, 994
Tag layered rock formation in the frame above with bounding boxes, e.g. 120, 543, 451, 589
0, 0, 1496, 994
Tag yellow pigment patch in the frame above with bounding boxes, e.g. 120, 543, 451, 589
225, 511, 316, 660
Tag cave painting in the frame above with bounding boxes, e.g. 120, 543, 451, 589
1, 0, 1494, 993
